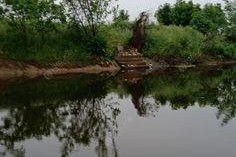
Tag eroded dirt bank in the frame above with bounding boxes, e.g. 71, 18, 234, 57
1, 58, 236, 81
0, 59, 120, 81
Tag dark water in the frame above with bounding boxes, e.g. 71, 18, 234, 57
0, 66, 236, 157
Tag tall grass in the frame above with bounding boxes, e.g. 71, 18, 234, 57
0, 21, 90, 64
201, 36, 236, 59
143, 25, 205, 60
0, 20, 235, 64
100, 23, 132, 58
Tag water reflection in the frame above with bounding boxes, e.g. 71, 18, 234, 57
0, 65, 235, 157
0, 76, 120, 157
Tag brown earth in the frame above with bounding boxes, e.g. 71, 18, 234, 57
0, 59, 120, 81
152, 54, 236, 69
0, 56, 236, 82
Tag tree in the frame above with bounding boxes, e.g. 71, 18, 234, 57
0, 6, 3, 19
155, 0, 200, 26
31, 1, 66, 41
224, 0, 236, 41
113, 9, 129, 22
171, 0, 200, 26
112, 9, 130, 30
0, 0, 65, 43
155, 3, 172, 25
191, 3, 227, 35
65, 0, 117, 37
65, 0, 118, 55
190, 11, 212, 34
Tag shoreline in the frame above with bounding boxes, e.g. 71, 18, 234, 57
0, 59, 236, 81
0, 59, 121, 81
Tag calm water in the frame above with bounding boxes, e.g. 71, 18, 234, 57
0, 66, 236, 157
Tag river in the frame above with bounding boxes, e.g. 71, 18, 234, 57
0, 65, 235, 157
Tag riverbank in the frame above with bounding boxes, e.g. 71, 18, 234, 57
151, 54, 236, 69
1, 57, 236, 81
0, 59, 120, 81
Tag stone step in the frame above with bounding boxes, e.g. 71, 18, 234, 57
117, 55, 142, 59
119, 61, 147, 66
116, 51, 151, 70
120, 64, 150, 69
117, 58, 143, 62
116, 57, 143, 60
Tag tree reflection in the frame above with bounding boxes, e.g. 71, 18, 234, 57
115, 66, 236, 125
125, 80, 159, 117
0, 75, 120, 157
0, 66, 236, 157
144, 66, 236, 125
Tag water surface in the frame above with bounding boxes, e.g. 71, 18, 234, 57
0, 66, 236, 157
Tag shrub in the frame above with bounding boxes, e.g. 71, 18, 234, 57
0, 22, 90, 64
100, 24, 132, 58
202, 37, 236, 59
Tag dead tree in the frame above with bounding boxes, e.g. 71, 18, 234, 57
129, 12, 149, 52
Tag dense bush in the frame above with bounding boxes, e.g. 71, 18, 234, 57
100, 24, 132, 58
0, 0, 235, 64
191, 4, 226, 35
224, 0, 236, 41
143, 25, 204, 60
155, 0, 200, 26
0, 22, 90, 64
202, 37, 236, 59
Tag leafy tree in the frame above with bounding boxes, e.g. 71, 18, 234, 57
171, 0, 200, 26
155, 0, 200, 26
190, 11, 213, 34
0, 0, 65, 42
112, 9, 131, 30
155, 3, 172, 25
0, 6, 3, 19
191, 3, 227, 35
224, 0, 236, 41
113, 9, 129, 22
65, 0, 118, 55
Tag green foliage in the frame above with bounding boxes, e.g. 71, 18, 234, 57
191, 3, 227, 34
101, 24, 132, 58
155, 0, 226, 35
65, 0, 118, 56
113, 9, 131, 29
113, 9, 129, 22
202, 37, 236, 59
155, 3, 172, 25
0, 22, 90, 63
0, 0, 235, 63
144, 25, 204, 59
155, 0, 200, 26
1, 0, 65, 44
86, 34, 107, 56
171, 0, 200, 26
224, 0, 236, 41
190, 11, 212, 34
0, 6, 3, 19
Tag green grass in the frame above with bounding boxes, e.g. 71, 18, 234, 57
0, 20, 235, 64
201, 36, 236, 59
143, 25, 204, 60
0, 22, 91, 64
100, 24, 132, 58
